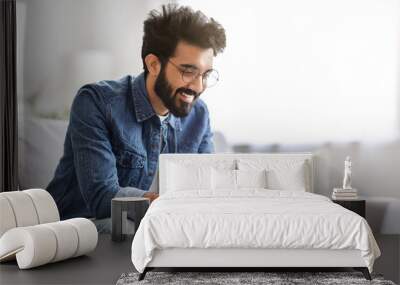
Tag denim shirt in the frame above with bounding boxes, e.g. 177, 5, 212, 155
46, 73, 214, 219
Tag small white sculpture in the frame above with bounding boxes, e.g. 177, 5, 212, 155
342, 156, 352, 190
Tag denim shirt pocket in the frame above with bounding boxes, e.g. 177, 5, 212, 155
115, 149, 146, 187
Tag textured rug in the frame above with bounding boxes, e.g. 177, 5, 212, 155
116, 271, 396, 285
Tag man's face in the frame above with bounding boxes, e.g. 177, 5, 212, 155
154, 41, 214, 117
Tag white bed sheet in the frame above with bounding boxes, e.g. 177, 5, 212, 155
131, 190, 380, 273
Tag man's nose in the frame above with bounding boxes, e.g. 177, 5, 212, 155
188, 75, 204, 94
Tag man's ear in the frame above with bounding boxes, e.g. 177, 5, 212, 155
145, 54, 161, 76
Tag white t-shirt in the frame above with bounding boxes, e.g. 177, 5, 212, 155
158, 113, 169, 123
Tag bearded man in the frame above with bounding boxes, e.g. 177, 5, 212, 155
46, 4, 226, 231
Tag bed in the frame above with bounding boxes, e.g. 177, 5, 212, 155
131, 153, 380, 280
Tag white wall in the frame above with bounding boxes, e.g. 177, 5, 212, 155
18, 0, 167, 117
181, 0, 400, 145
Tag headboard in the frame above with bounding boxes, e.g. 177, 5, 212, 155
158, 153, 314, 195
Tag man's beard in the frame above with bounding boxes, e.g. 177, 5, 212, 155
154, 68, 201, 117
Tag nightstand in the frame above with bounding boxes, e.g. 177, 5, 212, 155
111, 197, 150, 242
332, 199, 366, 218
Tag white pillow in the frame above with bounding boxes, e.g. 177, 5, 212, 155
166, 162, 212, 192
211, 168, 268, 190
211, 168, 237, 190
236, 169, 268, 189
237, 159, 308, 191
267, 164, 306, 191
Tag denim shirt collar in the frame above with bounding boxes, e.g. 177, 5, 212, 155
132, 72, 181, 130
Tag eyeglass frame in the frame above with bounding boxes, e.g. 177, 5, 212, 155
164, 58, 219, 88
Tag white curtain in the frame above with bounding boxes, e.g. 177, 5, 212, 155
180, 0, 400, 145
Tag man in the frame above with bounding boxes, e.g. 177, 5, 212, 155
46, 4, 226, 229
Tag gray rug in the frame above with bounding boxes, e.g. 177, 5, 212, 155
116, 271, 396, 285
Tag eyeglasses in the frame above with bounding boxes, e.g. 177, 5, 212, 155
167, 59, 219, 88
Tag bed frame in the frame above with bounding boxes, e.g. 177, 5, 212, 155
138, 153, 371, 280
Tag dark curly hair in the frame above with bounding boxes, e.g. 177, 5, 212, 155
141, 4, 226, 74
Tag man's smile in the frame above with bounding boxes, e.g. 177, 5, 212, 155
179, 91, 195, 103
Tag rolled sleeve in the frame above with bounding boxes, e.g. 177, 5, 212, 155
115, 187, 147, 198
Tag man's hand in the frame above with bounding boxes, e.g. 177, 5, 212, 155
143, 192, 159, 203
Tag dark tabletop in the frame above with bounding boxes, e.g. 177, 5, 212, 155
0, 234, 134, 285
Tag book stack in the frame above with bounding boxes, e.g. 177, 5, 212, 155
332, 188, 358, 200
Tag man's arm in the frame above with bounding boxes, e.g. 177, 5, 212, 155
70, 87, 147, 219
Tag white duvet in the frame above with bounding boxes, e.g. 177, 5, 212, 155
131, 190, 380, 273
